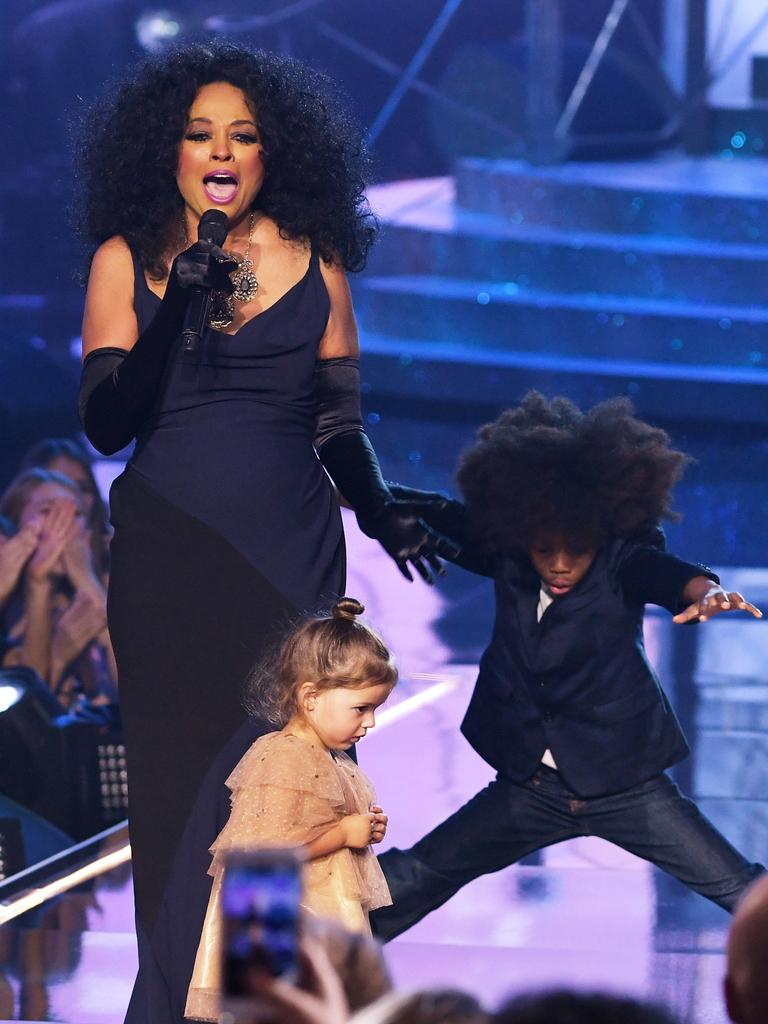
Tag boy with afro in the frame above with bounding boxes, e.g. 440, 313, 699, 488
373, 392, 764, 940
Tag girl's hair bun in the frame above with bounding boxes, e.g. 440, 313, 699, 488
332, 596, 365, 621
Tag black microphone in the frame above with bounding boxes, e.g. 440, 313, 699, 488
182, 209, 229, 352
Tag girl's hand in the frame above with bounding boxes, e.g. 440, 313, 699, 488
673, 582, 763, 624
340, 813, 376, 849
27, 499, 79, 581
369, 804, 388, 844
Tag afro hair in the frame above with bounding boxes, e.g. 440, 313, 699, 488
456, 392, 689, 553
73, 43, 377, 279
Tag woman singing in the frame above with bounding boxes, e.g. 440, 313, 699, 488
75, 42, 449, 1021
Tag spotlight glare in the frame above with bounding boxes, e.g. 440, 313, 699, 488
0, 684, 24, 714
136, 10, 182, 53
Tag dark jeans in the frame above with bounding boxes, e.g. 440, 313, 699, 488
371, 766, 764, 941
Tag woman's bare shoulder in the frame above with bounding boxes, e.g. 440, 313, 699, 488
89, 235, 134, 278
82, 236, 139, 356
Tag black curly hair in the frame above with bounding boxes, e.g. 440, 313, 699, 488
456, 391, 689, 553
73, 42, 377, 279
495, 988, 680, 1024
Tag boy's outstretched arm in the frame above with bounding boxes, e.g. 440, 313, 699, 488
672, 577, 762, 623
618, 540, 762, 621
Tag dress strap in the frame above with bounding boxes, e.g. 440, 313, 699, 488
129, 246, 161, 334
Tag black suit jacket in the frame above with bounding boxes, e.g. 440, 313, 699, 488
424, 502, 717, 798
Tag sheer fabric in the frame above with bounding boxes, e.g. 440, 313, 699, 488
185, 730, 391, 1021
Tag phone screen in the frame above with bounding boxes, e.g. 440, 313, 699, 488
221, 852, 302, 997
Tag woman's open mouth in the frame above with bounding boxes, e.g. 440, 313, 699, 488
203, 171, 239, 204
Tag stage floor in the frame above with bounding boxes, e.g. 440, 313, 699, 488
0, 815, 733, 1024
0, 512, 741, 1024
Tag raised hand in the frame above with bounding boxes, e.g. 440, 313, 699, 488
61, 520, 103, 597
27, 499, 80, 582
51, 593, 108, 676
673, 582, 762, 624
0, 526, 39, 604
239, 935, 348, 1024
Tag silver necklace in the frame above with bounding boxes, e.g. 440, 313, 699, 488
208, 212, 259, 329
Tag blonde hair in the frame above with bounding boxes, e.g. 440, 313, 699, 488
249, 597, 398, 727
0, 468, 82, 526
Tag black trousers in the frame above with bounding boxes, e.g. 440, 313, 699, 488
371, 766, 764, 941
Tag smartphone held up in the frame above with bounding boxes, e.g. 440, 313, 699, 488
220, 848, 304, 1016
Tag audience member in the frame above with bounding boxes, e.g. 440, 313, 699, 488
352, 989, 487, 1024
306, 917, 392, 1014
19, 437, 111, 577
229, 934, 348, 1024
0, 467, 116, 707
493, 990, 681, 1024
237, 935, 484, 1024
0, 513, 37, 664
0, 514, 37, 609
724, 874, 768, 1024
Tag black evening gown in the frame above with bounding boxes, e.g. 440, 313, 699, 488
110, 251, 345, 1021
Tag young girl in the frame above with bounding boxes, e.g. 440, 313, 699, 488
185, 597, 396, 1022
0, 468, 116, 707
19, 437, 112, 580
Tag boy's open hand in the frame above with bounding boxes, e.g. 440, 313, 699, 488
673, 583, 762, 624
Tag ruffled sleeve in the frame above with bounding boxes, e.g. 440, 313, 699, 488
209, 732, 346, 870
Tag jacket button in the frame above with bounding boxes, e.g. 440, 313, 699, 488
543, 712, 553, 722
538, 680, 545, 687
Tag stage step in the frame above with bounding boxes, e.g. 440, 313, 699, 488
454, 156, 768, 244
368, 178, 768, 306
357, 273, 768, 369
359, 331, 768, 426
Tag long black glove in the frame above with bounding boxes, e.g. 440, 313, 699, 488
386, 483, 496, 578
314, 358, 459, 583
78, 241, 237, 455
386, 483, 465, 538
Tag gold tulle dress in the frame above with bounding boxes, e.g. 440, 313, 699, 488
184, 730, 392, 1022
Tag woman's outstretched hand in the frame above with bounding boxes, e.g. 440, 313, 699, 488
358, 503, 460, 585
385, 483, 451, 510
673, 579, 763, 624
